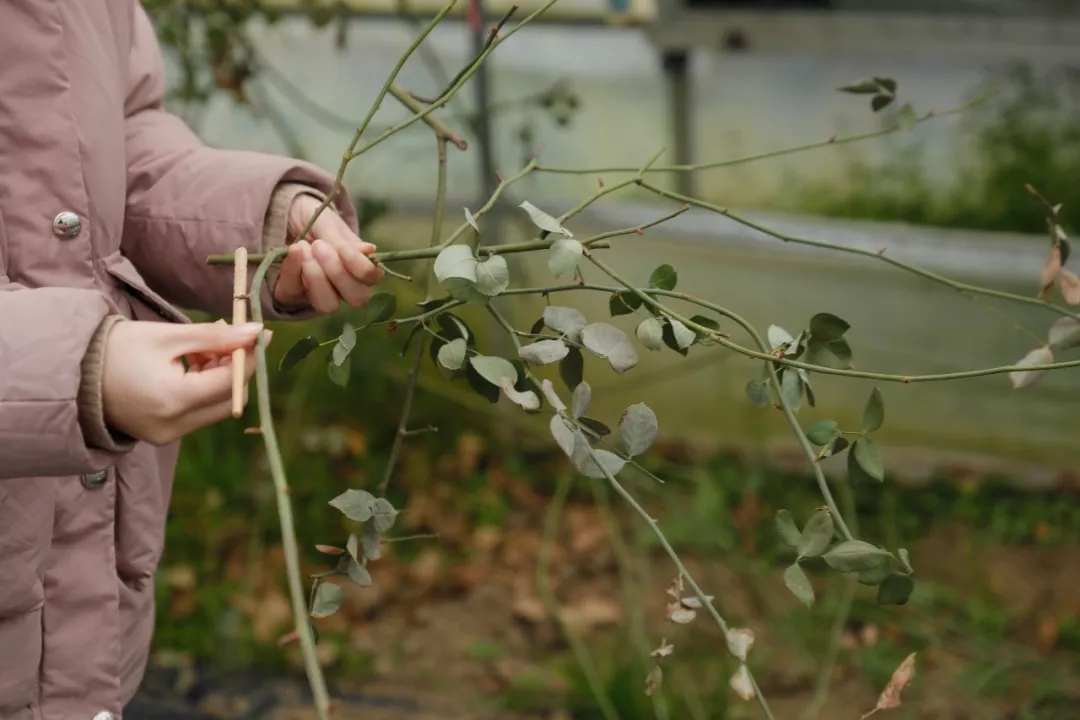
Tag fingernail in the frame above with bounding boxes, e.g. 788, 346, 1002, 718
260, 330, 274, 345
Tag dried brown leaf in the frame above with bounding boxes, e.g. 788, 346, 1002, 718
667, 605, 696, 624
726, 628, 756, 662
1059, 269, 1080, 305
644, 665, 663, 696
650, 639, 674, 658
862, 652, 916, 718
1010, 346, 1055, 389
1039, 244, 1063, 300
730, 665, 755, 701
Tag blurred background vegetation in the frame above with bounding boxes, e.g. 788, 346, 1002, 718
137, 2, 1080, 718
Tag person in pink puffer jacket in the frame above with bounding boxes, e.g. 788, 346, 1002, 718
0, 2, 383, 718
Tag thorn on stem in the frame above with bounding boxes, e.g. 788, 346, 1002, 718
827, 135, 837, 143
388, 320, 399, 333
635, 227, 644, 235
876, 248, 887, 256
495, 170, 504, 183
244, 427, 262, 435
598, 176, 606, 189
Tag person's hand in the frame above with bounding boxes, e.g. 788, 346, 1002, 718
273, 194, 385, 313
102, 320, 271, 446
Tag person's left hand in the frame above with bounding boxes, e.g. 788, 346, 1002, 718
272, 194, 385, 313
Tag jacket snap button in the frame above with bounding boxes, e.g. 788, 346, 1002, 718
52, 210, 82, 239
80, 469, 109, 490
91, 712, 117, 720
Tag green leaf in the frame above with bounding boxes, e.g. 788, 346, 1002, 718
356, 292, 397, 325
853, 438, 885, 482
784, 563, 815, 608
464, 207, 480, 232
433, 244, 477, 282
806, 420, 838, 446
475, 256, 510, 296
797, 510, 834, 559
543, 306, 588, 344
809, 313, 850, 342
898, 548, 913, 574
559, 346, 584, 390
371, 498, 398, 533
838, 78, 883, 94
549, 415, 577, 458
346, 559, 373, 587
444, 277, 488, 305
667, 318, 696, 351
877, 574, 914, 605
280, 336, 320, 372
437, 338, 468, 371
465, 362, 500, 403
581, 323, 639, 374
636, 317, 664, 351
874, 76, 897, 93
823, 540, 890, 573
862, 387, 884, 433
469, 355, 518, 388
548, 238, 583, 277
609, 292, 642, 316
572, 446, 626, 479
329, 488, 376, 522
310, 581, 342, 618
857, 556, 892, 586
775, 510, 801, 548
619, 403, 658, 456
824, 436, 850, 458
648, 264, 678, 291
519, 339, 569, 365
897, 102, 917, 131
332, 338, 351, 366
805, 337, 853, 370
346, 533, 359, 562
362, 522, 382, 560
660, 319, 689, 357
746, 379, 770, 408
327, 356, 351, 387
339, 323, 357, 351
688, 315, 721, 342
578, 416, 611, 439
871, 93, 894, 112
519, 200, 570, 236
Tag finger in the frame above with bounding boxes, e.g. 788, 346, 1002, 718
167, 321, 263, 356
177, 338, 257, 410
299, 242, 341, 313
311, 239, 375, 307
274, 242, 308, 307
173, 398, 237, 440
311, 218, 383, 285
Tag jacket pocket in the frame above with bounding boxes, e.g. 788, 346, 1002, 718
103, 253, 191, 325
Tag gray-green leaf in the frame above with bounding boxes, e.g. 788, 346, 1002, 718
469, 355, 518, 387
550, 415, 576, 457
668, 318, 696, 350
548, 238, 583, 277
329, 488, 377, 522
780, 370, 803, 413
475, 256, 510, 296
636, 317, 665, 351
362, 522, 382, 560
499, 378, 540, 411
877, 574, 914, 605
519, 201, 570, 236
619, 403, 658, 456
543, 306, 588, 344
784, 563, 815, 608
346, 533, 359, 561
767, 325, 794, 349
1049, 317, 1080, 351
797, 510, 834, 559
823, 540, 890, 573
541, 379, 567, 412
280, 336, 319, 372
464, 207, 480, 232
809, 313, 850, 342
433, 244, 477, 283
346, 559, 373, 587
371, 498, 397, 533
437, 338, 468, 371
897, 548, 913, 574
581, 323, 638, 374
853, 438, 885, 482
648, 264, 677, 291
775, 509, 801, 548
519, 339, 569, 365
310, 581, 342, 618
328, 356, 350, 387
746, 379, 770, 408
862, 387, 884, 433
573, 445, 626, 479
571, 382, 591, 419
1010, 346, 1054, 389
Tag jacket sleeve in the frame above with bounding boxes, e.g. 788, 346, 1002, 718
121, 2, 359, 320
0, 283, 129, 479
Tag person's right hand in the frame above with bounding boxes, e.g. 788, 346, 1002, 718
102, 320, 270, 446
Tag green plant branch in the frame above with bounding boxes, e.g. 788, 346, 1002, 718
387, 82, 468, 150
246, 245, 330, 720
800, 577, 857, 720
638, 181, 1080, 324
537, 473, 621, 720
534, 88, 997, 176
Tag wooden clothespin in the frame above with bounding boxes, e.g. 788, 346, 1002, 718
232, 247, 248, 418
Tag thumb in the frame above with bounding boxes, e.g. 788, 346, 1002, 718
168, 321, 264, 356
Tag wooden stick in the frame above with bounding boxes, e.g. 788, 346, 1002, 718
232, 247, 248, 418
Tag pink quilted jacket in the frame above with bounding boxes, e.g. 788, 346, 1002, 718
0, 2, 356, 718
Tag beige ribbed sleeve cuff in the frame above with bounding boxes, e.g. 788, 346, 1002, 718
78, 314, 138, 453
264, 182, 327, 317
